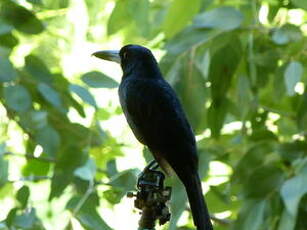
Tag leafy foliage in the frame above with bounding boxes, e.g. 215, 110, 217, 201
0, 0, 306, 230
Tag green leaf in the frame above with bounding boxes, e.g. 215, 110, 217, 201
209, 37, 242, 102
0, 0, 44, 34
74, 158, 96, 181
35, 125, 60, 157
22, 158, 50, 176
108, 168, 138, 190
0, 33, 18, 48
81, 71, 119, 88
291, 0, 307, 10
50, 146, 87, 199
24, 55, 53, 84
107, 0, 132, 35
243, 200, 267, 230
277, 209, 296, 230
0, 156, 8, 187
69, 84, 97, 107
16, 185, 30, 209
42, 0, 69, 9
165, 27, 221, 55
0, 57, 18, 82
169, 55, 208, 133
38, 83, 63, 108
19, 110, 48, 130
168, 177, 187, 230
280, 165, 307, 217
207, 99, 229, 138
193, 6, 243, 31
244, 164, 285, 198
163, 0, 201, 38
4, 85, 32, 112
14, 208, 36, 229
272, 24, 303, 45
67, 195, 113, 230
284, 61, 303, 96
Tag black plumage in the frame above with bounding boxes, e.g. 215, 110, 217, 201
93, 44, 213, 230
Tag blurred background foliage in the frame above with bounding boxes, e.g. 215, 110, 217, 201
0, 0, 307, 229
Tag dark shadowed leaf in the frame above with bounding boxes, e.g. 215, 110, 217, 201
0, 58, 18, 82
81, 71, 119, 88
4, 85, 32, 112
193, 7, 243, 30
0, 156, 8, 187
69, 84, 97, 107
0, 0, 44, 34
163, 0, 201, 38
16, 185, 30, 209
0, 32, 18, 48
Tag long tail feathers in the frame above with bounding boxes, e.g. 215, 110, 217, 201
182, 173, 213, 230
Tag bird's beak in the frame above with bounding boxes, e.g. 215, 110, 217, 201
92, 50, 121, 64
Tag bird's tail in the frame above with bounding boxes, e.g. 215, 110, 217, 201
182, 172, 213, 230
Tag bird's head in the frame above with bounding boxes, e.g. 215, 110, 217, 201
93, 44, 159, 76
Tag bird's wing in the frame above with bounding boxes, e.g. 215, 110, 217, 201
120, 78, 195, 152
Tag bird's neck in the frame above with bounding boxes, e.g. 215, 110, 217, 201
122, 60, 162, 80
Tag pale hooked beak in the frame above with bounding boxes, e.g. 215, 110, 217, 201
92, 50, 121, 64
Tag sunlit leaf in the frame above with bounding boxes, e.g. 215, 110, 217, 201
193, 6, 243, 30
82, 71, 119, 88
4, 85, 32, 112
163, 0, 201, 38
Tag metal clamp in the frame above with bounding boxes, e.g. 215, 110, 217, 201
127, 161, 172, 230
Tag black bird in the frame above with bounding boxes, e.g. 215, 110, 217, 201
93, 44, 213, 230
